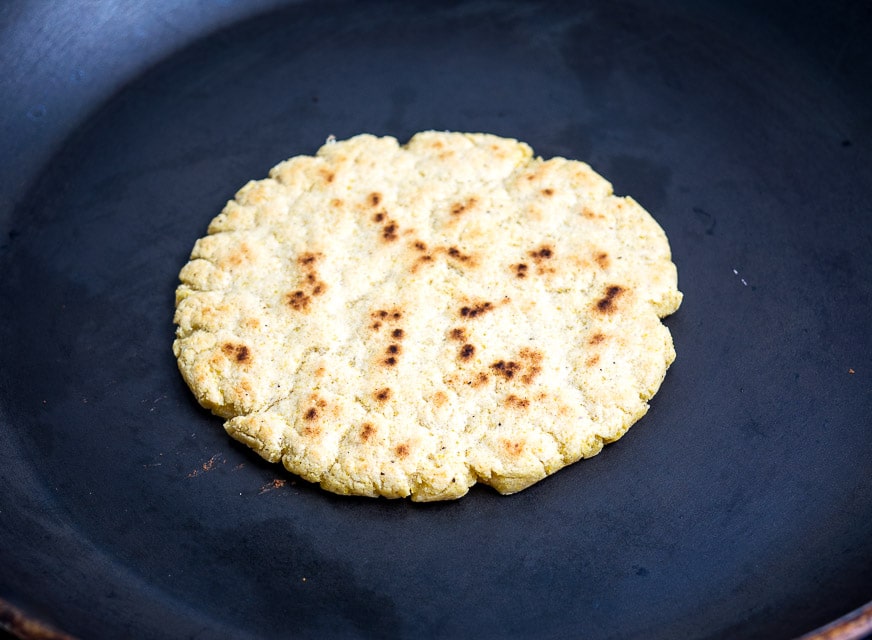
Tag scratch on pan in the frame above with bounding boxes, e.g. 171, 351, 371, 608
187, 453, 225, 478
732, 267, 748, 286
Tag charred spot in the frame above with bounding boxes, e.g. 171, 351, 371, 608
588, 332, 606, 345
386, 344, 401, 355
529, 245, 554, 260
447, 246, 472, 262
595, 251, 610, 269
306, 273, 317, 283
449, 327, 467, 341
372, 212, 386, 223
287, 290, 311, 311
595, 285, 625, 314
371, 321, 382, 331
368, 192, 382, 207
222, 343, 251, 364
303, 407, 318, 421
321, 170, 335, 183
459, 344, 476, 360
384, 356, 397, 367
374, 388, 392, 403
298, 252, 318, 266
395, 443, 410, 458
459, 301, 493, 318
472, 372, 490, 387
542, 188, 555, 197
374, 310, 389, 319
391, 328, 405, 339
312, 282, 327, 296
382, 222, 399, 241
391, 311, 402, 320
413, 240, 427, 251
513, 263, 528, 278
450, 197, 478, 216
360, 423, 375, 442
491, 360, 521, 380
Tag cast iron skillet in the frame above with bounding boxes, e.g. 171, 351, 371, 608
1, 1, 870, 638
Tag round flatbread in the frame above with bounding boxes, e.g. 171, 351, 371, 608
173, 132, 682, 501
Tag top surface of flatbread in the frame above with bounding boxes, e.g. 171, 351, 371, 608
173, 131, 682, 501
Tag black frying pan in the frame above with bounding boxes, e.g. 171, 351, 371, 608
1, 1, 870, 638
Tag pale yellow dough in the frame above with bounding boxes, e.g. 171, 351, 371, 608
173, 132, 682, 500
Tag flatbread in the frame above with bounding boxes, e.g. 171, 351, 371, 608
173, 132, 682, 500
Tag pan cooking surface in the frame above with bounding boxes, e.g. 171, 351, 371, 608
1, 1, 870, 638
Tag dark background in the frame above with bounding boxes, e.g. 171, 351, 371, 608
1, 1, 870, 638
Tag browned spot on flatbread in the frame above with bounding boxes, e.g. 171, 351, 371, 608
490, 349, 542, 385
226, 242, 252, 267
491, 360, 520, 380
395, 442, 410, 458
460, 301, 493, 319
541, 188, 554, 197
222, 342, 251, 364
446, 246, 474, 263
298, 252, 319, 266
505, 394, 530, 409
458, 344, 475, 360
368, 192, 382, 207
386, 344, 401, 355
450, 197, 478, 216
330, 198, 344, 208
594, 251, 610, 269
595, 285, 626, 314
382, 221, 399, 242
512, 263, 528, 278
449, 327, 467, 342
374, 388, 392, 403
391, 328, 405, 339
471, 372, 490, 388
302, 423, 321, 438
582, 206, 605, 220
372, 211, 386, 223
588, 332, 606, 345
518, 348, 543, 384
432, 391, 448, 407
529, 245, 554, 261
360, 423, 375, 442
412, 240, 427, 252
303, 407, 318, 421
319, 169, 335, 184
383, 356, 397, 367
287, 289, 311, 311
311, 281, 327, 296
586, 354, 601, 368
244, 317, 260, 329
502, 439, 525, 457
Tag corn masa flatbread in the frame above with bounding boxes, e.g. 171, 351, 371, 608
173, 131, 682, 501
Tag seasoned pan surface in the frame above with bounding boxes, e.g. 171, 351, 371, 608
1, 1, 870, 638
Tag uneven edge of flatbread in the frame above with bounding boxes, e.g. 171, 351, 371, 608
173, 131, 682, 501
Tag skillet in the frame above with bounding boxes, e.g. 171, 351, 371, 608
1, 1, 870, 638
